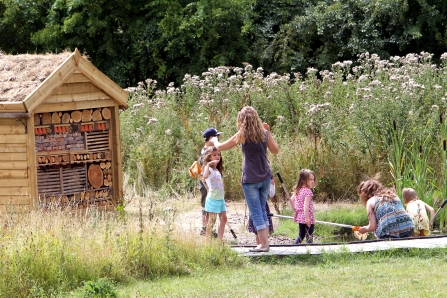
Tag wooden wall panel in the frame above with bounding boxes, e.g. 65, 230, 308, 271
0, 143, 27, 153
0, 153, 27, 161
0, 196, 31, 205
0, 134, 27, 143
0, 125, 26, 134
34, 100, 116, 113
1, 187, 29, 195
0, 178, 28, 187
64, 73, 90, 84
46, 92, 111, 104
0, 161, 28, 170
54, 82, 101, 95
0, 169, 28, 178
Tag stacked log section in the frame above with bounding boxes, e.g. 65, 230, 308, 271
35, 107, 115, 209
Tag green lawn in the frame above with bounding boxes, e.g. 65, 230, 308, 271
115, 249, 447, 298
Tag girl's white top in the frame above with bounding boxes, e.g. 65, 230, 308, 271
205, 167, 225, 201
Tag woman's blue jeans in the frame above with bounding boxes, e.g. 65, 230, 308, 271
242, 178, 271, 231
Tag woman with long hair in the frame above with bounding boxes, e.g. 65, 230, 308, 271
211, 106, 279, 252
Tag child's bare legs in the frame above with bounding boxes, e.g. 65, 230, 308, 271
217, 212, 227, 240
202, 211, 209, 229
255, 233, 260, 245
206, 213, 217, 239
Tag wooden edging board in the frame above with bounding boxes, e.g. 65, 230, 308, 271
231, 234, 447, 257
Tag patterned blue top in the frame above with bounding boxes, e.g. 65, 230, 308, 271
373, 197, 414, 239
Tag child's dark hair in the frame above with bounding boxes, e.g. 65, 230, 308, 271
203, 146, 224, 174
293, 169, 315, 193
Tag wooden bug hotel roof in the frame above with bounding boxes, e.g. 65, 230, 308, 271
0, 48, 128, 111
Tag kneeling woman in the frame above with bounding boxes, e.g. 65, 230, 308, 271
357, 178, 414, 239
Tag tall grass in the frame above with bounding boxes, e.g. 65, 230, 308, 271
121, 52, 447, 228
0, 190, 243, 297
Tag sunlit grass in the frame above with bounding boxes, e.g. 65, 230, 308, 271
0, 189, 243, 297
115, 248, 447, 297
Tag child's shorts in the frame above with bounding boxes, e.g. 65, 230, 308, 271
205, 199, 226, 213
413, 229, 430, 237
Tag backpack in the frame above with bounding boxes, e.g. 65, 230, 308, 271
188, 160, 202, 178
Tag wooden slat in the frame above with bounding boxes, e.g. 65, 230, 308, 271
24, 54, 77, 113
0, 205, 31, 213
33, 100, 116, 113
27, 114, 37, 208
0, 102, 26, 112
0, 113, 29, 119
0, 178, 28, 187
0, 187, 29, 195
86, 131, 110, 151
46, 92, 111, 104
0, 125, 26, 134
0, 118, 18, 125
111, 106, 122, 201
0, 134, 27, 144
0, 169, 28, 178
0, 153, 27, 161
0, 143, 27, 152
54, 82, 101, 95
0, 161, 28, 170
64, 72, 91, 83
37, 168, 61, 195
74, 50, 128, 108
0, 196, 31, 205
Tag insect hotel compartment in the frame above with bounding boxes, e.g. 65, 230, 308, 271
35, 108, 114, 207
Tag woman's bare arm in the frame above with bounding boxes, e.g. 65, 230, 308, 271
211, 134, 238, 151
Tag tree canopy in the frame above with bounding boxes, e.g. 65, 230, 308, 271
1, 0, 446, 87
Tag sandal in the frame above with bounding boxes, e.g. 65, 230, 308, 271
249, 246, 269, 252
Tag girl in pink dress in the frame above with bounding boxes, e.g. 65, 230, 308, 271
291, 169, 316, 244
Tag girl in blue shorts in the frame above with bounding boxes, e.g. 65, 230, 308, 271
202, 146, 227, 240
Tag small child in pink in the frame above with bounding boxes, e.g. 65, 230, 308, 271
291, 169, 316, 244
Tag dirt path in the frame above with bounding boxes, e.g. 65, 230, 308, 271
176, 201, 294, 245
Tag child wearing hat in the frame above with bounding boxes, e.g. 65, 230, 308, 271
199, 128, 222, 236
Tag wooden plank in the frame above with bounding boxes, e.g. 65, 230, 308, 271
0, 169, 28, 178
33, 100, 116, 113
27, 116, 37, 208
0, 135, 27, 144
0, 161, 28, 170
54, 82, 101, 95
74, 50, 128, 108
46, 92, 111, 104
0, 113, 29, 119
24, 54, 77, 113
0, 196, 31, 205
64, 72, 91, 83
111, 106, 123, 201
0, 125, 26, 134
0, 187, 29, 195
0, 178, 28, 187
0, 102, 27, 112
0, 118, 19, 125
0, 153, 27, 161
0, 143, 27, 153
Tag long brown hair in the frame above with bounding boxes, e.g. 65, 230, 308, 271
357, 178, 398, 204
203, 146, 224, 174
292, 169, 315, 194
235, 106, 266, 144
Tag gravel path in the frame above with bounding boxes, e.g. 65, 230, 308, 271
176, 201, 295, 246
